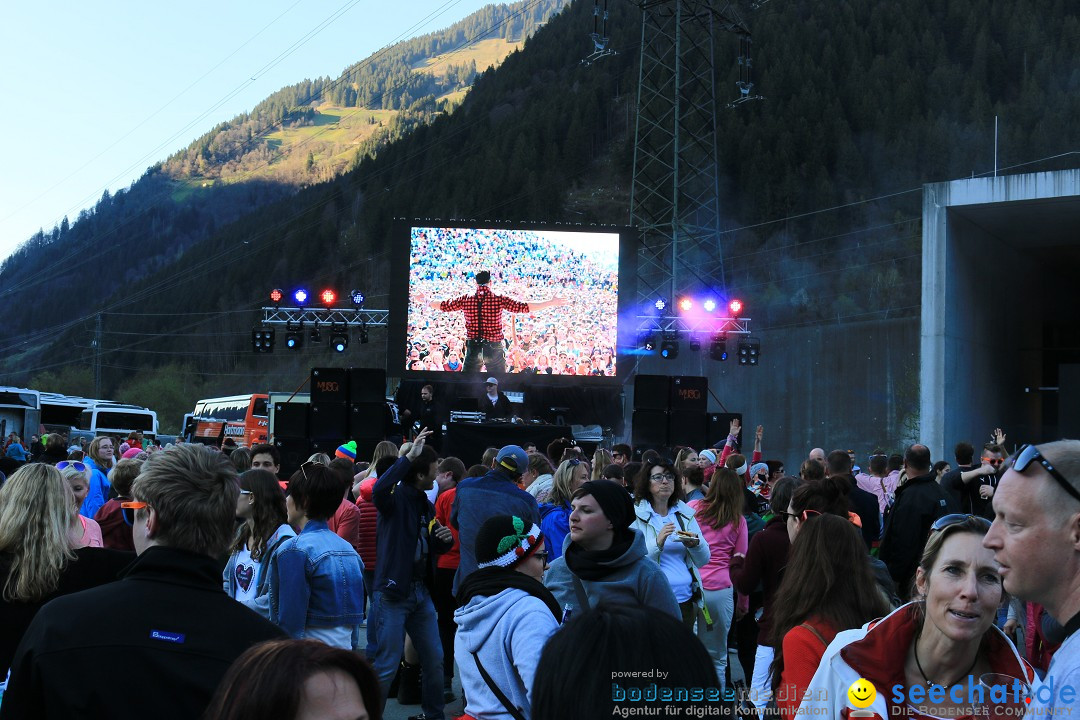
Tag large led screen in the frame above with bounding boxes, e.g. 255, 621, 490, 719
403, 225, 621, 376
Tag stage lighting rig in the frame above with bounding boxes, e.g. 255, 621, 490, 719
251, 328, 275, 353
269, 288, 283, 307
293, 289, 309, 305
660, 337, 679, 359
285, 321, 303, 349
310, 321, 322, 344
729, 298, 743, 315
738, 337, 760, 365
330, 323, 348, 353
710, 335, 728, 361
350, 289, 366, 306
320, 289, 337, 307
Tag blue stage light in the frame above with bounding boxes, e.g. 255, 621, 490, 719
294, 289, 309, 305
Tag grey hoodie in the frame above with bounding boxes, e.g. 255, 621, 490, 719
454, 587, 559, 719
543, 529, 680, 620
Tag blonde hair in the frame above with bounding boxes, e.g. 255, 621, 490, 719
549, 460, 583, 507
0, 465, 77, 601
675, 447, 698, 471
592, 448, 614, 480
371, 441, 398, 465
306, 452, 332, 466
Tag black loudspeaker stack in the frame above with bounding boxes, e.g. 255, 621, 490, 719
274, 367, 388, 478
632, 375, 711, 449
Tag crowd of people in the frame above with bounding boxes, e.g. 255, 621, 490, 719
406, 227, 619, 375
0, 419, 1077, 720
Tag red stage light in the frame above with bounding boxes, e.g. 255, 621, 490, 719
320, 289, 337, 306
729, 299, 743, 315
269, 288, 283, 304
679, 298, 693, 311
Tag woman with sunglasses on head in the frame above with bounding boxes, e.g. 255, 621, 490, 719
93, 458, 142, 551
538, 459, 590, 562
454, 515, 561, 720
58, 462, 103, 548
631, 458, 711, 628
268, 461, 364, 648
223, 469, 297, 619
798, 515, 1035, 719
0, 464, 132, 678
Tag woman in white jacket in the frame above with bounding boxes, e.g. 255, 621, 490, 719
797, 515, 1034, 719
454, 515, 562, 720
631, 458, 711, 627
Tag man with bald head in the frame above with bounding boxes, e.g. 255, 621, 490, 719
984, 440, 1080, 715
808, 447, 826, 466
877, 443, 958, 598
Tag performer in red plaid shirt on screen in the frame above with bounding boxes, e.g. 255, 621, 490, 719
428, 270, 566, 374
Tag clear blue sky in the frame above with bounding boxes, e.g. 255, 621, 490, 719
0, 0, 504, 261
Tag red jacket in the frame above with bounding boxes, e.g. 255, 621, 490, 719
434, 487, 460, 570
328, 499, 363, 555
354, 496, 378, 570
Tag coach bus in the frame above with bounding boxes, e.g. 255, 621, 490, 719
187, 394, 269, 447
0, 387, 41, 442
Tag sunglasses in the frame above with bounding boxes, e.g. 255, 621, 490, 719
981, 457, 1004, 467
930, 513, 993, 533
1012, 444, 1080, 504
56, 461, 88, 473
299, 460, 325, 480
120, 501, 148, 526
783, 508, 821, 522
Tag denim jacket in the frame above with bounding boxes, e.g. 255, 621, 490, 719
223, 523, 296, 620
268, 520, 365, 638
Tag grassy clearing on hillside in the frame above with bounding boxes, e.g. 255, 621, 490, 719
413, 38, 522, 79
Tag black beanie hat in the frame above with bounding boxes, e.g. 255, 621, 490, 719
475, 515, 545, 569
579, 480, 634, 530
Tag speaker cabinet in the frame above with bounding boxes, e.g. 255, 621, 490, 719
349, 367, 386, 404
670, 376, 708, 411
707, 413, 744, 448
309, 403, 348, 441
634, 375, 670, 411
669, 411, 708, 449
632, 409, 669, 447
311, 367, 349, 404
274, 437, 311, 480
273, 402, 309, 439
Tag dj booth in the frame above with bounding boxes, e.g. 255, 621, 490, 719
444, 422, 575, 468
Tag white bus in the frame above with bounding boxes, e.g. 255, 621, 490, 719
72, 402, 158, 443
0, 387, 41, 441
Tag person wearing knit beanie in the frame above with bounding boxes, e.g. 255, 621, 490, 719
454, 515, 561, 720
475, 515, 545, 570
335, 441, 357, 462
578, 479, 634, 531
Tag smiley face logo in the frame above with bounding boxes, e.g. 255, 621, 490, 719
847, 678, 876, 708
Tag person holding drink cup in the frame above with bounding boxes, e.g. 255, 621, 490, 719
797, 514, 1034, 718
